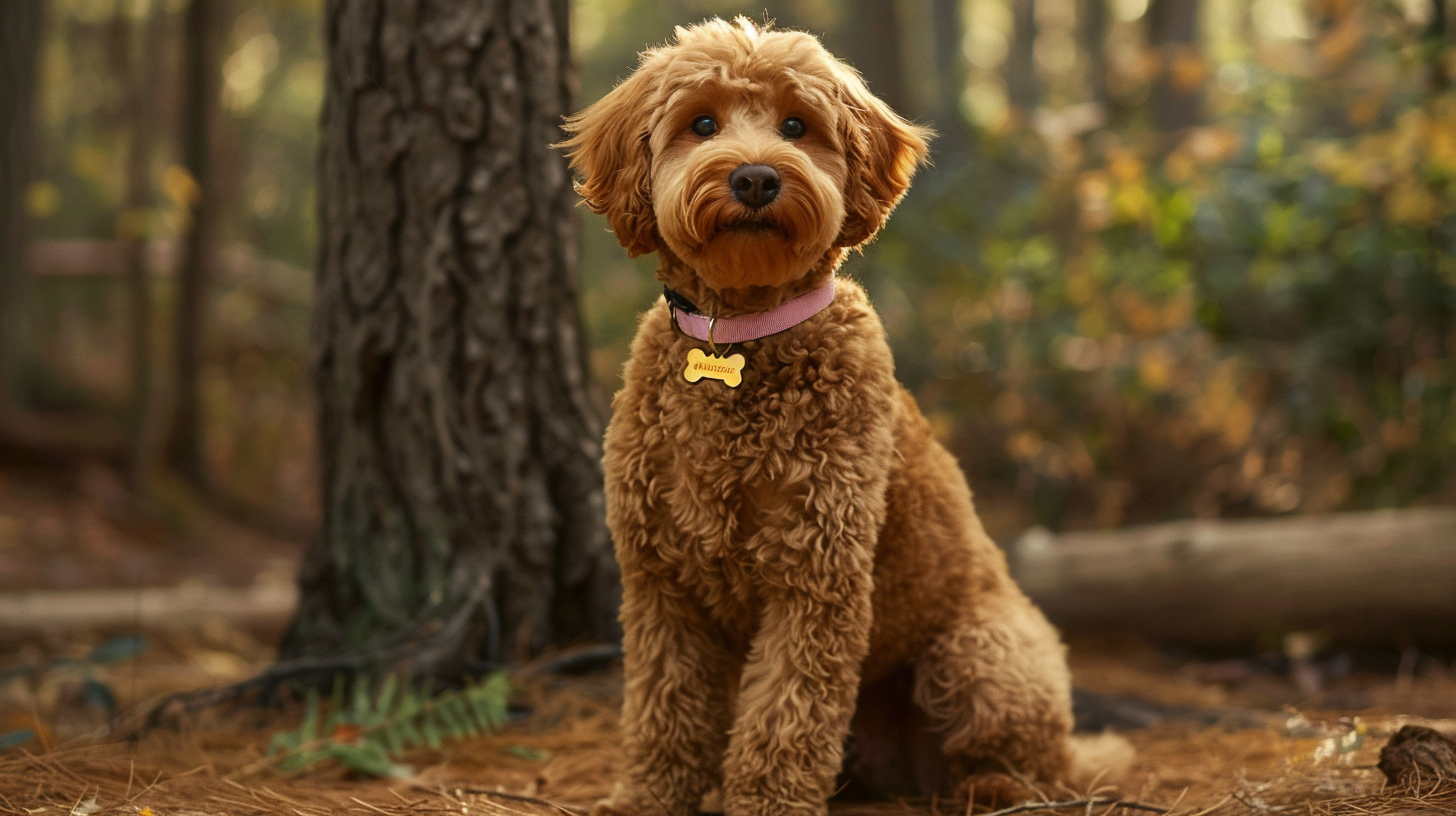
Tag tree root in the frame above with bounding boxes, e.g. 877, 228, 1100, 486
123, 585, 493, 737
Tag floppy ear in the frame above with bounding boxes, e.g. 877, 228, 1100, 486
559, 64, 662, 257
835, 70, 933, 248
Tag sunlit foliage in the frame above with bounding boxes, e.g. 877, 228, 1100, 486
24, 0, 1456, 536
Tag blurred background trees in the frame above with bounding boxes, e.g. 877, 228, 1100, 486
9, 0, 1456, 550
2, 0, 46, 410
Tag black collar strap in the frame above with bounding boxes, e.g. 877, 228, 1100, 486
663, 285, 700, 315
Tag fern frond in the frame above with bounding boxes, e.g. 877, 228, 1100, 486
266, 670, 514, 778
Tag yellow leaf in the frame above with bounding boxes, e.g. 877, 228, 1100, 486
162, 165, 200, 207
1137, 345, 1173, 390
25, 181, 59, 217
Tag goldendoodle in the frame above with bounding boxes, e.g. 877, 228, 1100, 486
560, 17, 1129, 816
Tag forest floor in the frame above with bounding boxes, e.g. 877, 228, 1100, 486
1, 462, 1455, 816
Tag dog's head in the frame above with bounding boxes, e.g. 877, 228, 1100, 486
560, 17, 931, 293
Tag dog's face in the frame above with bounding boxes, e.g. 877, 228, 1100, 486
561, 18, 930, 293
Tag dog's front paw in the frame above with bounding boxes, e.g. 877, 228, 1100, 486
955, 773, 1043, 810
592, 793, 685, 816
722, 794, 826, 816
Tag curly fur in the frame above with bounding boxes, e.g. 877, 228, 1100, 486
559, 17, 1129, 816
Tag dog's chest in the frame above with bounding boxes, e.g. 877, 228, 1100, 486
611, 348, 839, 628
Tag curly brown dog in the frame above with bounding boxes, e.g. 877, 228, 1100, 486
560, 17, 1129, 816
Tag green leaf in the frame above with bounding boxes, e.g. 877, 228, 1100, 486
399, 714, 424, 748
506, 745, 549, 761
373, 674, 399, 724
465, 688, 494, 729
82, 678, 117, 714
327, 673, 346, 727
0, 730, 36, 750
351, 674, 372, 721
441, 700, 467, 739
278, 747, 330, 771
268, 730, 302, 754
86, 635, 147, 664
381, 723, 403, 755
326, 741, 400, 776
300, 690, 321, 743
267, 669, 513, 776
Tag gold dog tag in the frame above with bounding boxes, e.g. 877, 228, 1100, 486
684, 348, 745, 387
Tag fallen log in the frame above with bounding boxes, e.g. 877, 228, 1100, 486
0, 398, 129, 463
0, 577, 296, 629
1011, 507, 1456, 647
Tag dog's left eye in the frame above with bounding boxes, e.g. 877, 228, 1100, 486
691, 116, 718, 137
780, 117, 807, 139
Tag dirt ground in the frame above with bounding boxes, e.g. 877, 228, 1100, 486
1, 463, 1455, 816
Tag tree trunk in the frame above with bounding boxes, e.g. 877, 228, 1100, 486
282, 0, 619, 667
1007, 0, 1040, 114
0, 0, 44, 406
1427, 0, 1450, 92
832, 0, 912, 117
1081, 0, 1109, 109
928, 0, 972, 153
1147, 0, 1202, 132
121, 0, 168, 493
1012, 508, 1456, 648
165, 0, 224, 482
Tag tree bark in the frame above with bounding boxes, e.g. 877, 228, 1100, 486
165, 0, 225, 482
282, 0, 619, 666
831, 0, 912, 117
0, 0, 44, 406
1007, 0, 1040, 114
1427, 0, 1451, 92
121, 0, 168, 493
1081, 0, 1109, 109
1012, 507, 1456, 647
1147, 0, 1203, 132
928, 0, 972, 153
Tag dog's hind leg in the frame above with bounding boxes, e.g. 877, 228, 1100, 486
912, 591, 1078, 805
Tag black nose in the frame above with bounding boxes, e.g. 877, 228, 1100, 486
729, 164, 781, 209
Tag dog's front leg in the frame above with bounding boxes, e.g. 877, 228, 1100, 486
720, 571, 874, 816
596, 570, 737, 816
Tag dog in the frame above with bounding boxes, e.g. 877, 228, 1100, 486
560, 17, 1129, 816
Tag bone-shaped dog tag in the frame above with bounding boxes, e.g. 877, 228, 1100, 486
683, 348, 746, 387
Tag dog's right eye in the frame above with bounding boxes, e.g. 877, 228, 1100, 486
690, 116, 718, 137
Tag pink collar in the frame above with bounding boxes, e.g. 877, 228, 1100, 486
668, 276, 836, 345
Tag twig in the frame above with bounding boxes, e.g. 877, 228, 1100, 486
469, 789, 590, 816
512, 643, 623, 679
1182, 795, 1233, 816
351, 796, 395, 815
980, 797, 1171, 816
418, 785, 589, 815
1117, 804, 1172, 814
